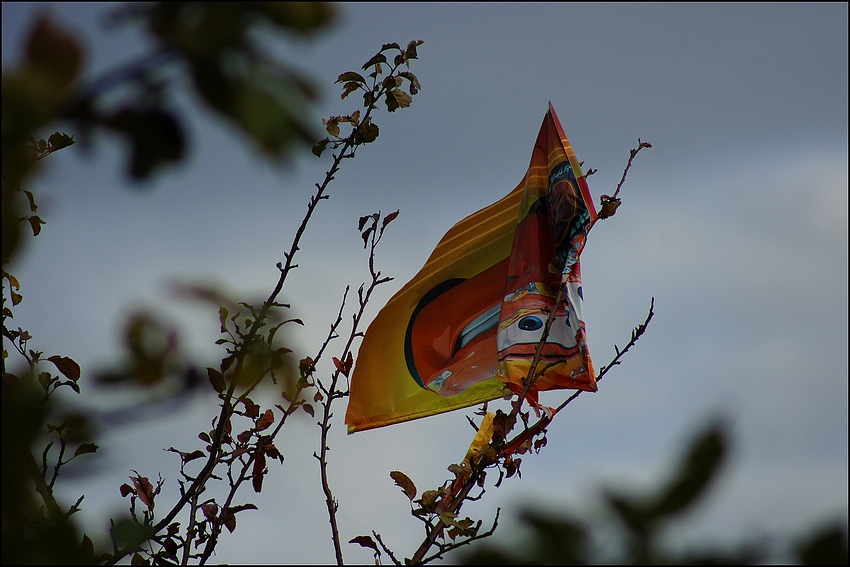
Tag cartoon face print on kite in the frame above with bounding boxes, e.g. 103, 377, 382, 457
403, 188, 593, 398
404, 260, 506, 397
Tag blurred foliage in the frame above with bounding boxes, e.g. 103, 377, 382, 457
462, 421, 848, 565
1, 3, 334, 563
2, 4, 430, 565
2, 2, 335, 266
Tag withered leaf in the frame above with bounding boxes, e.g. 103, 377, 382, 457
360, 225, 374, 248
438, 511, 457, 526
201, 502, 218, 521
130, 475, 155, 510
207, 367, 225, 393
218, 306, 229, 333
598, 195, 622, 220
256, 409, 274, 431
28, 216, 45, 236
73, 443, 98, 458
229, 503, 258, 514
299, 357, 315, 377
389, 470, 417, 501
181, 450, 204, 463
336, 71, 366, 84
381, 210, 400, 231
361, 53, 387, 70
417, 489, 440, 512
242, 397, 260, 418
302, 403, 315, 417
252, 450, 266, 493
47, 355, 80, 381
312, 138, 329, 157
349, 535, 379, 552
222, 508, 236, 533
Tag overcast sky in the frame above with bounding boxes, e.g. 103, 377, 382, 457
3, 2, 847, 564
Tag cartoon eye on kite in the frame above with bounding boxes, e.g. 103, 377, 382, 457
517, 315, 543, 331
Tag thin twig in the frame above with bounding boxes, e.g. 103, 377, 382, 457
612, 139, 652, 200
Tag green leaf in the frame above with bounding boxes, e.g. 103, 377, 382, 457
380, 42, 400, 52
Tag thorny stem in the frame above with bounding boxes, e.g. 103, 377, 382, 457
409, 475, 478, 564
104, 96, 371, 567
408, 466, 501, 565
167, 59, 409, 565
317, 218, 394, 565
181, 492, 199, 566
503, 297, 656, 451
611, 139, 652, 200
196, 293, 357, 564
316, 292, 350, 566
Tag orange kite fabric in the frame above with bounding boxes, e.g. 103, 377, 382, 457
346, 103, 598, 433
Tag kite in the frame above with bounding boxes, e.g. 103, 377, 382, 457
345, 103, 598, 433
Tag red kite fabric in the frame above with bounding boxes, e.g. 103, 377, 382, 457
346, 103, 598, 433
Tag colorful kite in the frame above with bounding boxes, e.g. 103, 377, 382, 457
346, 103, 598, 433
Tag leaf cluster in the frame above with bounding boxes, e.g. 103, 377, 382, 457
312, 40, 422, 158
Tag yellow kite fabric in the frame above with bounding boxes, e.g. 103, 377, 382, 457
346, 103, 598, 433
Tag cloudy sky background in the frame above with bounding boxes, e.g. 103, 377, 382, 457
3, 2, 847, 564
